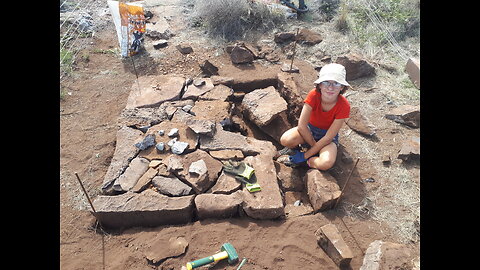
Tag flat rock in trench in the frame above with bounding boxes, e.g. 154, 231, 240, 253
200, 123, 276, 157
275, 161, 305, 192
92, 189, 195, 228
125, 75, 185, 109
152, 175, 193, 196
241, 155, 285, 219
102, 126, 144, 193
190, 99, 231, 123
183, 78, 214, 100
145, 236, 189, 264
209, 171, 242, 194
241, 86, 288, 127
163, 150, 223, 193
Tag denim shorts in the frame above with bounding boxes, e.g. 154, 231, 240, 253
307, 123, 339, 147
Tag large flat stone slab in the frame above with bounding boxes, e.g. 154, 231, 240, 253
241, 86, 288, 126
241, 155, 285, 219
92, 189, 195, 229
125, 75, 185, 109
101, 126, 144, 193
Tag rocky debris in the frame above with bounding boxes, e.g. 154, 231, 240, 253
171, 140, 189, 154
397, 136, 420, 161
131, 167, 159, 193
315, 223, 353, 267
385, 105, 420, 128
134, 133, 156, 150
209, 171, 242, 194
274, 161, 304, 192
284, 191, 313, 218
153, 39, 168, 49
118, 105, 168, 129
164, 150, 223, 193
168, 128, 179, 137
125, 75, 185, 109
152, 175, 193, 196
188, 159, 207, 176
183, 78, 215, 100
230, 43, 255, 64
102, 126, 144, 194
305, 169, 341, 212
296, 28, 323, 45
195, 191, 243, 219
176, 43, 193, 54
208, 149, 244, 160
360, 240, 413, 270
145, 16, 173, 40
138, 121, 199, 160
346, 107, 376, 137
113, 157, 150, 192
274, 32, 296, 43
92, 189, 195, 228
145, 236, 189, 265
405, 58, 420, 89
241, 155, 285, 219
241, 86, 288, 127
186, 119, 216, 137
199, 60, 219, 76
335, 53, 375, 81
199, 84, 233, 101
200, 123, 277, 157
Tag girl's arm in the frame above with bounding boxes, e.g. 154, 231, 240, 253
304, 118, 346, 159
297, 103, 316, 147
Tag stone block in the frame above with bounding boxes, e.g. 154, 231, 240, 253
405, 58, 420, 89
241, 86, 288, 127
92, 190, 195, 229
305, 169, 341, 212
113, 157, 150, 192
360, 240, 413, 270
241, 155, 285, 219
194, 191, 243, 219
315, 223, 353, 267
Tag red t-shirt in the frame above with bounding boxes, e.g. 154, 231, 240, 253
304, 88, 350, 130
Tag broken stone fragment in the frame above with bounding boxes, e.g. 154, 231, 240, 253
296, 28, 323, 45
397, 136, 420, 161
113, 156, 150, 192
145, 237, 189, 265
131, 167, 158, 193
153, 39, 168, 49
346, 107, 376, 137
305, 169, 341, 212
102, 126, 143, 193
335, 53, 375, 81
230, 44, 255, 64
186, 119, 216, 137
152, 175, 192, 196
199, 60, 219, 76
188, 159, 207, 177
134, 133, 156, 150
210, 171, 242, 194
171, 141, 189, 155
315, 223, 353, 267
208, 149, 244, 160
176, 43, 193, 54
156, 142, 165, 151
168, 128, 179, 137
405, 57, 420, 89
385, 105, 420, 128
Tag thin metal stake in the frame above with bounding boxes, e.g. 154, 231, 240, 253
333, 158, 360, 209
290, 28, 300, 71
74, 172, 106, 270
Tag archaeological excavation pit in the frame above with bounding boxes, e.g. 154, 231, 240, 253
92, 60, 344, 229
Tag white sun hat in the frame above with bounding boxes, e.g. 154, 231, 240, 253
313, 63, 351, 87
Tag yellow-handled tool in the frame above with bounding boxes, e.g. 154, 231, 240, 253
186, 243, 238, 270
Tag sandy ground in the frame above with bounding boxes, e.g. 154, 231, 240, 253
60, 1, 420, 269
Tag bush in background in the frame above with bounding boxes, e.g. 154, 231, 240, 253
191, 0, 286, 41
